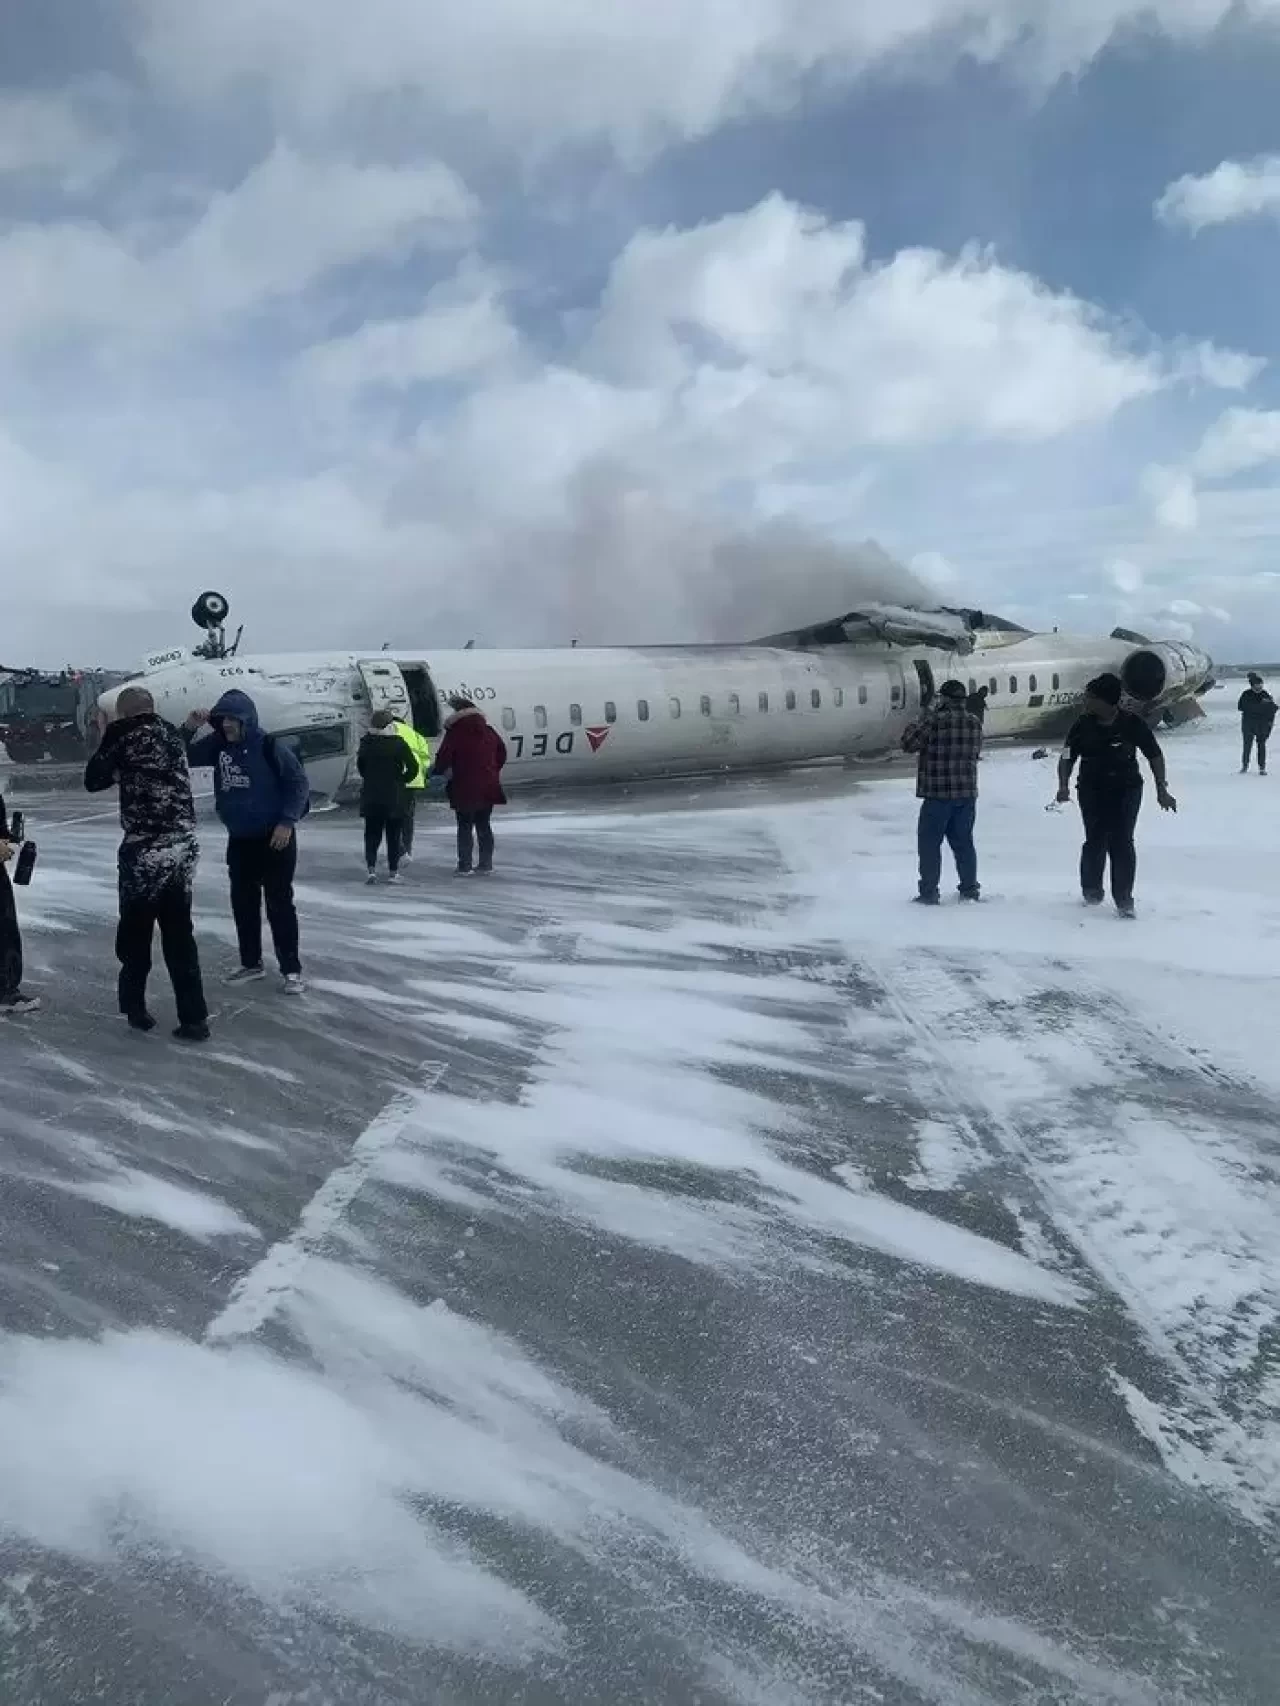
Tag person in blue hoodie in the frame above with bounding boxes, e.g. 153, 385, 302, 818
182, 690, 310, 992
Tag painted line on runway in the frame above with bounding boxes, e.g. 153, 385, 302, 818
32, 791, 216, 830
204, 1060, 447, 1345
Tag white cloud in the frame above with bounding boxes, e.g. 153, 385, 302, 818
1107, 558, 1144, 595
0, 146, 477, 348
1191, 408, 1280, 480
1172, 341, 1266, 391
1156, 155, 1280, 233
1142, 464, 1201, 532
295, 265, 517, 397
0, 90, 122, 188
131, 0, 1280, 163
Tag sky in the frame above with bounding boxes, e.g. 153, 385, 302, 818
4, 3, 1280, 665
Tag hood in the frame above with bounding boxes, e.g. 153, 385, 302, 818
445, 704, 486, 730
210, 689, 261, 736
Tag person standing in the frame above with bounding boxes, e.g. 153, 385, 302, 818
430, 696, 508, 875
392, 715, 431, 861
1056, 673, 1177, 919
1237, 672, 1276, 775
966, 683, 989, 728
358, 710, 420, 883
85, 686, 209, 1040
901, 678, 983, 905
182, 690, 309, 992
0, 792, 38, 1016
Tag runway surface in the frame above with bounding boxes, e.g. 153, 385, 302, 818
0, 705, 1276, 1704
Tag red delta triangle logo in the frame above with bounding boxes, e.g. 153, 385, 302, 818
585, 726, 611, 753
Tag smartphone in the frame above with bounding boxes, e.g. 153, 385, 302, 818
13, 842, 36, 886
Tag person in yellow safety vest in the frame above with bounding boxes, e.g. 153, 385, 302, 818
392, 718, 431, 862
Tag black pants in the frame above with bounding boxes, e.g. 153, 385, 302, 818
117, 872, 207, 1026
227, 834, 301, 973
1079, 783, 1142, 904
0, 865, 22, 1004
456, 809, 494, 872
363, 811, 404, 872
1242, 729, 1269, 771
401, 795, 418, 853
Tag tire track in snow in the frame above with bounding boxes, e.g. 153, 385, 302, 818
856, 947, 1280, 1534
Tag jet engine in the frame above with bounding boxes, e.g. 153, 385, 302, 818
1119, 640, 1212, 707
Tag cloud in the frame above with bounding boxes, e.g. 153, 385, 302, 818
0, 146, 477, 349
0, 89, 124, 188
1141, 465, 1200, 532
1190, 407, 1280, 480
130, 0, 1280, 164
1156, 154, 1280, 233
1107, 558, 1144, 595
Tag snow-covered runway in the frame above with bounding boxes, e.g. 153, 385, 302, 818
0, 704, 1275, 1703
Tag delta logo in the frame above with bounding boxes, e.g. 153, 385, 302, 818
586, 726, 611, 752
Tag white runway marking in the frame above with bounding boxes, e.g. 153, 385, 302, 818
205, 1063, 446, 1344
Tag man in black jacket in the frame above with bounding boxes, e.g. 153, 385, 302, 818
0, 793, 38, 1015
85, 686, 210, 1040
1238, 672, 1276, 775
1056, 673, 1177, 919
356, 709, 420, 883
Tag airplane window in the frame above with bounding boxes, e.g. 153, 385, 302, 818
700, 694, 712, 716
1052, 673, 1060, 690
989, 677, 998, 695
605, 700, 617, 724
638, 698, 650, 721
669, 696, 681, 718
834, 688, 844, 708
1009, 676, 1018, 695
786, 689, 797, 710
570, 703, 583, 725
1029, 674, 1038, 693
501, 706, 516, 731
277, 724, 348, 761
728, 692, 740, 714
858, 685, 868, 705
758, 691, 769, 712
890, 685, 902, 707
811, 688, 821, 709
534, 705, 547, 729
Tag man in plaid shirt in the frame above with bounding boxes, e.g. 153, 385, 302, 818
901, 678, 983, 904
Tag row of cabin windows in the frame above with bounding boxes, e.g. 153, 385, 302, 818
498, 686, 862, 730
495, 673, 1064, 731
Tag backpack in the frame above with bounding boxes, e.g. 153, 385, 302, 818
263, 733, 312, 818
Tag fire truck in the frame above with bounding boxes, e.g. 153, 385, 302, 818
0, 667, 129, 764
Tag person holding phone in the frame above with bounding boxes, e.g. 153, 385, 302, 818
0, 791, 38, 1015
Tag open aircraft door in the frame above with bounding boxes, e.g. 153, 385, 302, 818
356, 658, 412, 722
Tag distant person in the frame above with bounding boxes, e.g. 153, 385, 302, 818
966, 683, 989, 727
1237, 672, 1276, 775
358, 709, 420, 884
0, 791, 37, 1016
902, 678, 983, 905
392, 715, 431, 861
182, 691, 309, 992
430, 696, 508, 875
85, 686, 209, 1041
1056, 673, 1177, 919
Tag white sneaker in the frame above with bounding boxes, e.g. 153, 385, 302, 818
224, 964, 266, 985
281, 972, 304, 995
365, 869, 378, 885
387, 871, 402, 885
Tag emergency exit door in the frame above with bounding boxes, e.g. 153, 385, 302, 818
356, 658, 412, 721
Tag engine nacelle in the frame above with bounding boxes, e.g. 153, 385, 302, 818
1121, 642, 1210, 706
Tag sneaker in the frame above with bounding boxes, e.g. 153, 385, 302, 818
957, 887, 981, 902
912, 893, 941, 906
281, 973, 305, 996
1083, 890, 1105, 906
124, 1009, 157, 1032
173, 1022, 210, 1043
0, 994, 40, 1016
1115, 899, 1136, 920
455, 867, 474, 878
400, 852, 413, 865
477, 863, 493, 876
224, 964, 266, 985
387, 871, 402, 885
365, 869, 378, 885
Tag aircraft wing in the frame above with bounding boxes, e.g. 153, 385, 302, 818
755, 605, 976, 654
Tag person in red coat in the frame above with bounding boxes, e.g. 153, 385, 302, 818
430, 697, 508, 875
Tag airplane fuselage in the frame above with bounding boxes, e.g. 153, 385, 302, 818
106, 626, 1213, 805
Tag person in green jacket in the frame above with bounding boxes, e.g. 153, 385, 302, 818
393, 717, 431, 861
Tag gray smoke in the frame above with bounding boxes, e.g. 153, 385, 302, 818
419, 462, 937, 647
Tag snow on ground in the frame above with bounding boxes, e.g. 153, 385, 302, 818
0, 701, 1276, 1704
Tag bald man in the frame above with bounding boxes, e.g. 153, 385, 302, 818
85, 686, 210, 1041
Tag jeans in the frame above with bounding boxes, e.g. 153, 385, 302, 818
456, 809, 494, 872
116, 872, 207, 1026
1079, 783, 1142, 904
1243, 729, 1269, 772
0, 865, 22, 1004
363, 811, 405, 873
227, 834, 301, 973
917, 798, 978, 899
